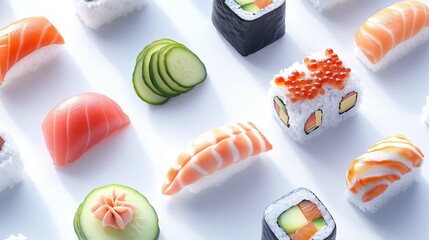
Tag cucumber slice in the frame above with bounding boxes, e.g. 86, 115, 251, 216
157, 45, 193, 93
136, 38, 177, 61
74, 184, 159, 240
143, 43, 176, 97
132, 58, 169, 105
149, 49, 180, 97
164, 46, 207, 88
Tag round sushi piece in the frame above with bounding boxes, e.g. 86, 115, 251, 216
269, 48, 362, 143
73, 0, 149, 29
262, 188, 336, 240
162, 121, 273, 195
74, 184, 159, 240
346, 134, 424, 212
0, 128, 24, 193
4, 234, 27, 240
354, 1, 429, 71
0, 16, 65, 86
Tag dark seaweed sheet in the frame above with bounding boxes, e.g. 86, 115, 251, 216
211, 0, 286, 56
261, 188, 337, 240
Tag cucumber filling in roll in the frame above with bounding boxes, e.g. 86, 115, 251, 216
274, 96, 290, 127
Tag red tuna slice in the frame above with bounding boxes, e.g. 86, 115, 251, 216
42, 92, 130, 166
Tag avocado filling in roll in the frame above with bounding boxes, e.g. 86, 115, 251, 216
273, 96, 290, 127
304, 110, 323, 134
339, 91, 358, 114
234, 0, 273, 13
277, 200, 327, 238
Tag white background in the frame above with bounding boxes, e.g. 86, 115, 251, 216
1, 0, 429, 239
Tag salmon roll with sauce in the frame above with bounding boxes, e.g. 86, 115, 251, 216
346, 134, 424, 212
355, 1, 429, 71
269, 48, 362, 143
162, 121, 272, 196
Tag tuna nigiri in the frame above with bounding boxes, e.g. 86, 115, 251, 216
162, 121, 272, 195
42, 92, 130, 167
346, 134, 424, 212
0, 16, 65, 85
355, 1, 429, 71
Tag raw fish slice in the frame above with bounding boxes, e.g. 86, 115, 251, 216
42, 92, 130, 167
290, 221, 318, 240
298, 200, 322, 222
355, 1, 429, 64
162, 122, 272, 195
0, 16, 64, 85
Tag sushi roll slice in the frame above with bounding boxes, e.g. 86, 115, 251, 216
74, 184, 159, 239
212, 0, 286, 56
355, 1, 429, 71
308, 0, 350, 11
0, 16, 65, 86
73, 0, 149, 29
262, 188, 336, 240
4, 234, 27, 240
346, 134, 424, 212
41, 92, 131, 167
162, 121, 273, 195
268, 48, 362, 143
0, 128, 24, 193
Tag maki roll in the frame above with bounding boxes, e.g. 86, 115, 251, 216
346, 134, 424, 212
268, 48, 362, 142
0, 128, 24, 192
354, 1, 429, 71
73, 0, 149, 29
212, 0, 286, 56
262, 188, 336, 240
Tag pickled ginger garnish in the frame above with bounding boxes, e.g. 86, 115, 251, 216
90, 189, 136, 230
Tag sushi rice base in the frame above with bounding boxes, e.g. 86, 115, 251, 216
73, 0, 149, 29
309, 0, 348, 11
3, 45, 63, 87
346, 168, 421, 213
264, 188, 335, 240
0, 129, 24, 192
224, 0, 285, 21
355, 27, 429, 72
4, 234, 27, 240
268, 51, 362, 143
187, 156, 259, 193
421, 95, 429, 125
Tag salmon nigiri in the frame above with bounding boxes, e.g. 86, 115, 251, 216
162, 122, 272, 195
355, 1, 429, 71
0, 16, 64, 86
42, 92, 130, 167
346, 134, 424, 212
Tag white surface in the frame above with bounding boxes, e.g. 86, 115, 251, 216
0, 0, 429, 239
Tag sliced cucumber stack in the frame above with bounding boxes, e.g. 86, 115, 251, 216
132, 38, 207, 105
74, 184, 159, 240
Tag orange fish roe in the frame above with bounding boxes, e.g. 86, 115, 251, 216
274, 49, 351, 103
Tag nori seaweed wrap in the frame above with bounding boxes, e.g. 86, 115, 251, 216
212, 0, 286, 56
262, 188, 336, 240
